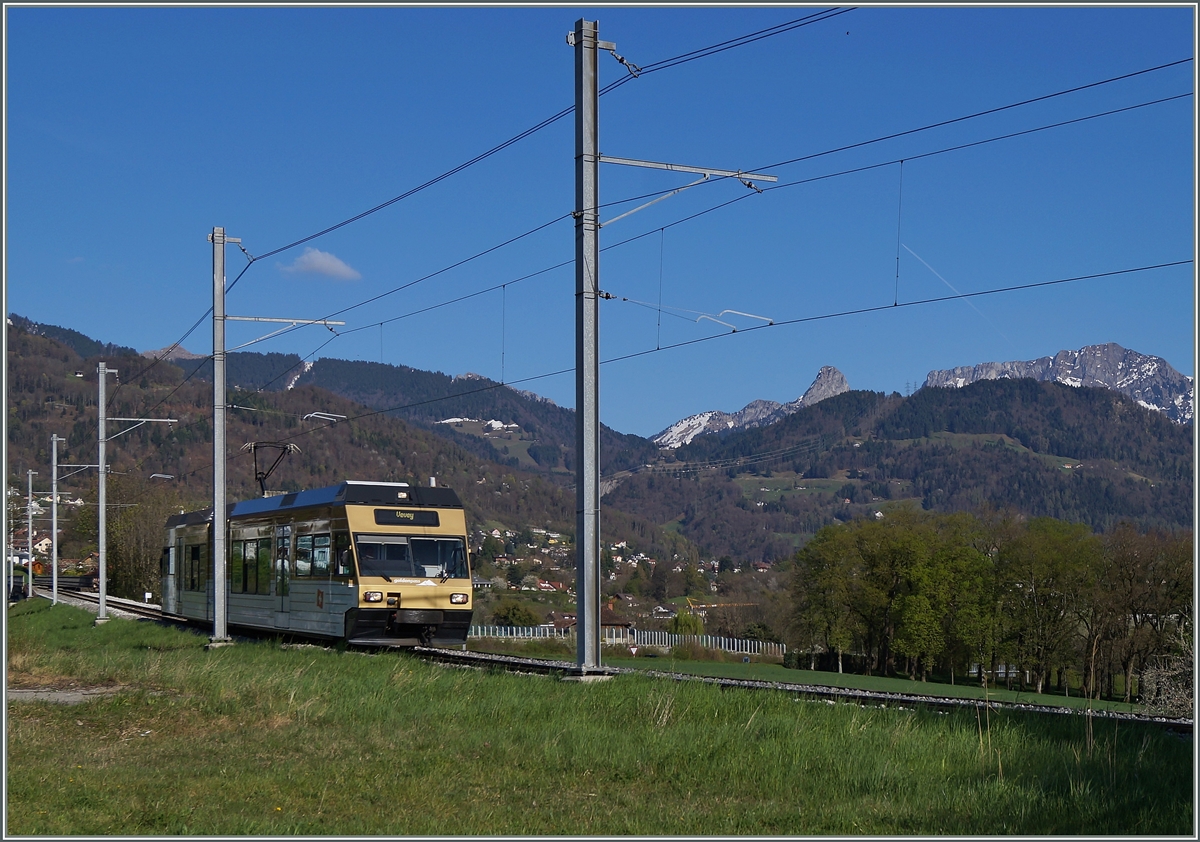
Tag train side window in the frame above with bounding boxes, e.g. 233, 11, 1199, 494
275, 526, 291, 596
230, 541, 244, 593
333, 532, 352, 577
312, 534, 331, 577
295, 535, 313, 577
257, 539, 272, 595
243, 541, 257, 595
186, 545, 203, 591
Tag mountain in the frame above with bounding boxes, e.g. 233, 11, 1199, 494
151, 349, 658, 477
142, 344, 205, 362
293, 358, 657, 476
9, 316, 1191, 570
8, 314, 137, 360
161, 350, 310, 391
923, 343, 1193, 424
608, 379, 1191, 563
653, 366, 850, 449
4, 319, 696, 571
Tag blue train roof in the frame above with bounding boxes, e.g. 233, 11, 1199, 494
167, 481, 462, 527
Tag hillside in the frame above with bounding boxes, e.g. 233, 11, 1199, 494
9, 317, 1192, 571
5, 324, 695, 570
165, 349, 659, 477
602, 383, 1192, 563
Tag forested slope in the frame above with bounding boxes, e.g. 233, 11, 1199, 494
603, 382, 1192, 562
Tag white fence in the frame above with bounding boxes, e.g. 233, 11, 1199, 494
632, 630, 786, 658
470, 625, 572, 640
468, 626, 786, 658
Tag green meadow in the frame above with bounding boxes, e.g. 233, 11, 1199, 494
6, 600, 1192, 836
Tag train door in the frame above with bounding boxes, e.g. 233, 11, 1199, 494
175, 537, 186, 613
274, 524, 291, 627
160, 544, 177, 615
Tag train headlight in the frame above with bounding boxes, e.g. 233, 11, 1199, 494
450, 592, 469, 604
364, 591, 383, 603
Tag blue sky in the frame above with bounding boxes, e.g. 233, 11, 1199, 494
5, 5, 1195, 438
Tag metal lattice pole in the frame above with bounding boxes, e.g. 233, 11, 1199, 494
26, 470, 36, 598
97, 362, 114, 623
573, 19, 602, 672
211, 227, 231, 645
51, 434, 63, 605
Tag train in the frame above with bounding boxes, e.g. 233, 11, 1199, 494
161, 480, 473, 646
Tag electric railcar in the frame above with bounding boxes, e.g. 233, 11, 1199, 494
161, 480, 473, 646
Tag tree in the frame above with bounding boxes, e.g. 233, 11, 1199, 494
479, 535, 504, 562
106, 475, 185, 601
650, 562, 669, 602
998, 518, 1095, 694
792, 523, 860, 673
1140, 624, 1193, 717
742, 622, 781, 643
490, 599, 540, 627
668, 611, 704, 635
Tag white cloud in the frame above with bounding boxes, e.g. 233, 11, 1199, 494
279, 247, 361, 281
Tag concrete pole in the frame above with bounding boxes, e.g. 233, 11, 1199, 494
26, 469, 36, 598
97, 362, 114, 623
210, 227, 230, 645
573, 19, 601, 671
52, 435, 63, 605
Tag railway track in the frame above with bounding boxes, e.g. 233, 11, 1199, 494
35, 587, 165, 622
33, 590, 1192, 733
412, 645, 1193, 734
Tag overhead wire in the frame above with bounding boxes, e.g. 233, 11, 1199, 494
158, 28, 1187, 410
180, 79, 1193, 430
600, 260, 1193, 369
251, 10, 853, 265
82, 16, 1192, 484
598, 7, 855, 97
598, 90, 1194, 257
129, 7, 854, 424
752, 56, 1192, 173
104, 257, 256, 413
118, 41, 1190, 422
171, 256, 1189, 485
251, 87, 1191, 405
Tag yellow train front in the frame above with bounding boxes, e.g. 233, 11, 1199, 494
161, 480, 473, 647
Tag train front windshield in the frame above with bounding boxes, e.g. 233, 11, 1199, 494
354, 535, 469, 580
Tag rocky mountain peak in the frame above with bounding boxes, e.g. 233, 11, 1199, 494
922, 343, 1192, 424
653, 366, 849, 449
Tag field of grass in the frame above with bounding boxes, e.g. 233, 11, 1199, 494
6, 600, 1193, 835
469, 639, 1147, 715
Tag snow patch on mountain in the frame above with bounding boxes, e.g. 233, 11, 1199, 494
653, 366, 850, 449
286, 360, 313, 391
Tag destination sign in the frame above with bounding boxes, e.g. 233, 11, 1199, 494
374, 509, 440, 527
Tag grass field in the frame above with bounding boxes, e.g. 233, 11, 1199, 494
469, 638, 1147, 715
6, 600, 1193, 835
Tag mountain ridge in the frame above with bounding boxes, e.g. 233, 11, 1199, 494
6, 316, 1191, 570
653, 366, 850, 449
922, 342, 1193, 424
